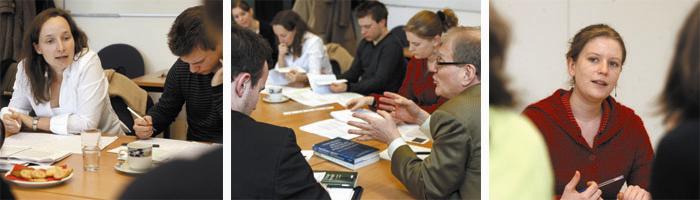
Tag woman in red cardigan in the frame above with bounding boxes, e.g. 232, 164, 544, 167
523, 24, 653, 200
345, 9, 459, 114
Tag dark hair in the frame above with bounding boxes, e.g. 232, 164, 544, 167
270, 10, 309, 58
232, 0, 252, 12
204, 0, 223, 35
231, 25, 272, 86
659, 2, 700, 123
567, 24, 627, 65
21, 8, 89, 103
404, 9, 458, 39
489, 6, 515, 107
168, 6, 217, 57
445, 26, 481, 79
355, 1, 388, 24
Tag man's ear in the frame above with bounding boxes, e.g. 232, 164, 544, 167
234, 73, 252, 97
462, 64, 478, 86
379, 19, 387, 27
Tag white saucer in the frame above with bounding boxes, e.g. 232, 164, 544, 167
114, 162, 153, 175
263, 95, 289, 103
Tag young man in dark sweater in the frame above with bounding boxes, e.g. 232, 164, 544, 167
133, 6, 223, 143
330, 1, 406, 95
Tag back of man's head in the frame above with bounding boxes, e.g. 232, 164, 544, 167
355, 1, 388, 24
168, 6, 217, 56
445, 26, 481, 80
231, 25, 271, 86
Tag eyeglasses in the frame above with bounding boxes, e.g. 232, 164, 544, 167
435, 56, 469, 71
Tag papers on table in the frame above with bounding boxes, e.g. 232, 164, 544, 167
301, 150, 314, 161
266, 67, 307, 86
107, 137, 218, 163
281, 88, 363, 107
0, 132, 118, 164
276, 66, 306, 73
300, 119, 360, 140
379, 144, 431, 160
4, 132, 117, 154
307, 74, 338, 94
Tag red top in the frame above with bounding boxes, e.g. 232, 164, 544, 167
371, 57, 446, 113
523, 89, 653, 199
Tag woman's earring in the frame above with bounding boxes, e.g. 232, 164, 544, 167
614, 86, 618, 97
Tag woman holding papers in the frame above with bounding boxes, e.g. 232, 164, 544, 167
522, 24, 653, 199
346, 9, 456, 113
271, 10, 332, 85
0, 8, 125, 136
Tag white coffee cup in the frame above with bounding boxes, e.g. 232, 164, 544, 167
120, 142, 152, 171
267, 86, 284, 102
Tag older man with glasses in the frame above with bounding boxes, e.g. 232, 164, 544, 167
347, 26, 481, 199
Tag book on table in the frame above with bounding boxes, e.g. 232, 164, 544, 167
315, 171, 358, 188
312, 137, 379, 170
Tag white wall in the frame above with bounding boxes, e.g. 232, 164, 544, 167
382, 0, 481, 30
492, 0, 697, 148
57, 0, 201, 74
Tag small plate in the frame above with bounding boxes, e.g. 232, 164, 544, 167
3, 166, 73, 188
114, 162, 153, 175
263, 95, 289, 103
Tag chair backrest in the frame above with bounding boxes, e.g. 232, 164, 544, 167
325, 43, 353, 74
98, 44, 145, 79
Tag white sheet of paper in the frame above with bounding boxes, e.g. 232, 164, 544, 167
330, 110, 429, 143
301, 150, 314, 161
327, 92, 364, 108
4, 132, 117, 154
276, 66, 307, 73
379, 144, 431, 160
266, 69, 291, 86
330, 109, 381, 123
300, 119, 359, 140
284, 88, 336, 107
307, 74, 338, 94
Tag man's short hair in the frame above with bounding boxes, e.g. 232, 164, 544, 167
231, 25, 271, 85
355, 1, 388, 23
445, 26, 481, 79
168, 6, 217, 56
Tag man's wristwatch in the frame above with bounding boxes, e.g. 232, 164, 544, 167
32, 116, 38, 131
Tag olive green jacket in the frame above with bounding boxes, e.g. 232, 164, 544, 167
391, 84, 481, 199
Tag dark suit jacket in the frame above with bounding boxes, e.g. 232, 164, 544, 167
120, 147, 223, 199
392, 84, 481, 199
232, 111, 330, 199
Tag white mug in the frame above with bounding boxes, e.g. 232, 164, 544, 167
119, 142, 152, 171
267, 86, 284, 101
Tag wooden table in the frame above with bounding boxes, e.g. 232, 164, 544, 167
9, 136, 139, 200
131, 70, 167, 92
251, 95, 432, 199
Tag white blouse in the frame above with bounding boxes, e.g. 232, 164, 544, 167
0, 49, 126, 135
274, 32, 333, 75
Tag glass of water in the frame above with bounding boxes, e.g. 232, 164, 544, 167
81, 128, 101, 148
82, 145, 100, 172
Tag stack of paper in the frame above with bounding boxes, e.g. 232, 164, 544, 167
0, 132, 117, 164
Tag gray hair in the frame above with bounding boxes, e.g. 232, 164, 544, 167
443, 26, 481, 79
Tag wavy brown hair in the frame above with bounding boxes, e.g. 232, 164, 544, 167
21, 8, 89, 103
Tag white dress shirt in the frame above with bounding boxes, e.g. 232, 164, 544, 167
274, 32, 333, 75
1, 49, 126, 135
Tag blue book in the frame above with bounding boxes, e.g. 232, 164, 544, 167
313, 138, 379, 170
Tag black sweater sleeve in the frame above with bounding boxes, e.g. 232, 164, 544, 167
147, 60, 186, 134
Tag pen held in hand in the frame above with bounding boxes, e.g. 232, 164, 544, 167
127, 107, 144, 120
597, 175, 624, 188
